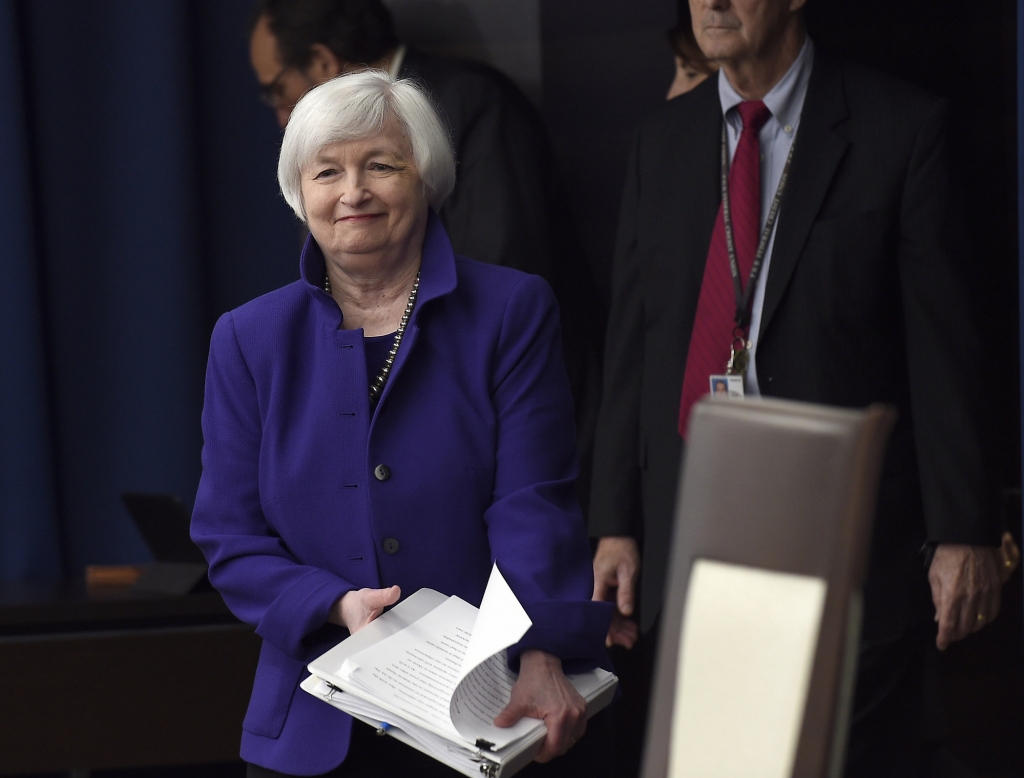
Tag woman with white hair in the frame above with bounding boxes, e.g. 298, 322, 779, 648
190, 71, 610, 777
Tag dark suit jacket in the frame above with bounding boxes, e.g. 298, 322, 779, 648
590, 51, 1000, 640
401, 49, 603, 510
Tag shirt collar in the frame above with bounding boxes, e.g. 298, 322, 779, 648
718, 36, 814, 133
388, 44, 407, 79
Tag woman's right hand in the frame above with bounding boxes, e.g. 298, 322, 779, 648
328, 585, 401, 633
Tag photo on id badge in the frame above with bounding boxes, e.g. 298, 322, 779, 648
710, 375, 744, 398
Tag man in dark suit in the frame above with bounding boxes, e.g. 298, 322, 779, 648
590, 0, 1002, 774
248, 0, 601, 507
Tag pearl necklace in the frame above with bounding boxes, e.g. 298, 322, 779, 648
323, 270, 422, 404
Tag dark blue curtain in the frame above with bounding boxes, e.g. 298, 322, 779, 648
0, 0, 299, 580
0, 0, 61, 578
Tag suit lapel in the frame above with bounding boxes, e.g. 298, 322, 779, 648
759, 53, 850, 336
659, 77, 723, 343
682, 83, 725, 295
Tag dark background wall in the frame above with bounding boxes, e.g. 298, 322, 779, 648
14, 0, 1015, 581
0, 1, 1020, 777
0, 0, 683, 580
540, 0, 677, 315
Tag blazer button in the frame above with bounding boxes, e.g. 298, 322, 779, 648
374, 464, 391, 481
382, 537, 400, 554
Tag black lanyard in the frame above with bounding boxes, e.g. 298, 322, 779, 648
720, 122, 796, 331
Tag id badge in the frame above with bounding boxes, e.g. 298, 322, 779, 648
710, 374, 744, 398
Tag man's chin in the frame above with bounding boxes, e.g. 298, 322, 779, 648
697, 27, 741, 54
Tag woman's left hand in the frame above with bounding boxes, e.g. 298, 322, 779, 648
493, 649, 587, 762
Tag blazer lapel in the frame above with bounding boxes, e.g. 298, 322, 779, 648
759, 52, 850, 336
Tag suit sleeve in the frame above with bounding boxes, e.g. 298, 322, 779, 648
190, 313, 354, 660
588, 129, 646, 540
437, 83, 555, 279
483, 274, 612, 670
898, 99, 1000, 545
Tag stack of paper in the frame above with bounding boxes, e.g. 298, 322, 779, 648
303, 565, 617, 777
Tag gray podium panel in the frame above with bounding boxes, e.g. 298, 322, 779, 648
642, 397, 895, 778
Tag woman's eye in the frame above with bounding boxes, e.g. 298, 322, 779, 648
369, 162, 394, 172
313, 168, 336, 180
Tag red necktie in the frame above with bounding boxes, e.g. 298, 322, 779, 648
678, 100, 772, 438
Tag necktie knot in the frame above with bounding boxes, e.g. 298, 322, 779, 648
737, 100, 771, 133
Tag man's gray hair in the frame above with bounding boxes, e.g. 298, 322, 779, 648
277, 70, 456, 222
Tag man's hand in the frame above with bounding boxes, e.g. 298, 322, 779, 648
592, 536, 641, 649
327, 585, 401, 634
493, 650, 587, 763
928, 543, 1000, 650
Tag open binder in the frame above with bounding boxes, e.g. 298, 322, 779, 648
642, 397, 895, 778
304, 565, 618, 777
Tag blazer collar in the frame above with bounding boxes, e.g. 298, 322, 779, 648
370, 211, 457, 417
758, 50, 850, 337
413, 209, 459, 318
300, 209, 458, 327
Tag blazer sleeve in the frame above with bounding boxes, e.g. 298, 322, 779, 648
898, 99, 999, 545
191, 312, 354, 660
483, 274, 612, 669
588, 129, 646, 540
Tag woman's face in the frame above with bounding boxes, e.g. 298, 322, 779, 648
301, 120, 428, 274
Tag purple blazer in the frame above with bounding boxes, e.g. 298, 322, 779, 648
191, 213, 611, 774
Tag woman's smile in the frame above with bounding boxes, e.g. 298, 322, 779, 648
301, 120, 428, 274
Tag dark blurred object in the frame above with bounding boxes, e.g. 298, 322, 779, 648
121, 492, 205, 564
121, 492, 209, 595
0, 578, 258, 774
538, 1, 676, 316
85, 564, 144, 589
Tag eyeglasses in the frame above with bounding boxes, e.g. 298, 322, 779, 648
258, 64, 294, 108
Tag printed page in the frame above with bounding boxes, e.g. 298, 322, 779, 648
449, 650, 539, 747
340, 594, 478, 739
449, 565, 536, 745
457, 563, 533, 682
340, 564, 539, 749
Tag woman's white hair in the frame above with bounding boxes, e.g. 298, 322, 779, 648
277, 70, 456, 222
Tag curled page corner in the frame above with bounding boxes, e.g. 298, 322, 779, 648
459, 562, 532, 681
449, 563, 537, 747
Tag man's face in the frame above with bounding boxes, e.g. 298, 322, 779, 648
250, 15, 318, 127
689, 0, 801, 68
